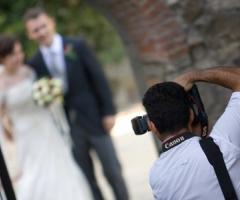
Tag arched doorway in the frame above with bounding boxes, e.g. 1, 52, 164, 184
85, 0, 240, 125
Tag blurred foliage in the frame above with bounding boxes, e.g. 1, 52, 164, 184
0, 0, 125, 64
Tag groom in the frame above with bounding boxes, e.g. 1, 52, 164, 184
23, 7, 129, 200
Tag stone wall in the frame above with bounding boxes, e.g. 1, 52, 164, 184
166, 0, 240, 65
164, 0, 240, 125
86, 0, 240, 127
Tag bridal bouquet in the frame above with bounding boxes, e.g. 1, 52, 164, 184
32, 77, 71, 146
32, 77, 63, 107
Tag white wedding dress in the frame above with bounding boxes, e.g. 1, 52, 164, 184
0, 72, 93, 200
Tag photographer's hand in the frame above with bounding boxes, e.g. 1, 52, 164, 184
174, 71, 195, 91
174, 66, 240, 91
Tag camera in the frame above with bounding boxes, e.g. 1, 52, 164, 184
131, 84, 208, 137
131, 115, 149, 135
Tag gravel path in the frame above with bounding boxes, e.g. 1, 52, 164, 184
94, 104, 157, 200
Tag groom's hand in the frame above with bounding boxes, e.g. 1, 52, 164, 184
102, 115, 116, 134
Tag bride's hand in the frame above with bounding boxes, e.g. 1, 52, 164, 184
2, 116, 14, 141
0, 104, 14, 141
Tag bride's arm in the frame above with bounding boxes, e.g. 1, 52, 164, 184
0, 104, 14, 141
0, 74, 13, 141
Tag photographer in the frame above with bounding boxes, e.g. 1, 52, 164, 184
143, 66, 240, 200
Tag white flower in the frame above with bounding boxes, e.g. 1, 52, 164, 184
44, 95, 52, 102
41, 86, 50, 95
38, 78, 49, 87
33, 91, 41, 100
52, 87, 62, 96
51, 79, 62, 87
32, 77, 64, 107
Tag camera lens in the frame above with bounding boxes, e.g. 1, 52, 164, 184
131, 115, 149, 135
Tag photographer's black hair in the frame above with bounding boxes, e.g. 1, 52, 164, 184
142, 82, 190, 134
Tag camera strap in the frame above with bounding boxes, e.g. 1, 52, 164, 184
188, 85, 209, 138
161, 132, 194, 153
200, 137, 238, 200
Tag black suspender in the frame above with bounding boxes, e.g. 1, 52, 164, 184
200, 137, 238, 200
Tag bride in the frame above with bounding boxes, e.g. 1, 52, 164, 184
0, 35, 93, 200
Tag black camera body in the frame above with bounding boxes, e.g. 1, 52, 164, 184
131, 115, 150, 135
131, 84, 208, 137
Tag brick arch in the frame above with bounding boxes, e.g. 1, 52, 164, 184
102, 0, 189, 63
86, 0, 190, 94
84, 0, 240, 131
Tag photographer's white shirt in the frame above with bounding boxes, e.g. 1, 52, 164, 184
150, 92, 240, 200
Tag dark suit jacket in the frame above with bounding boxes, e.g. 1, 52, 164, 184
28, 37, 116, 136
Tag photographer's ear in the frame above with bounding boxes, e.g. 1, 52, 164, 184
189, 109, 195, 125
148, 120, 159, 135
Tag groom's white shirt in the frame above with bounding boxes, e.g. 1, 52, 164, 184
40, 34, 67, 86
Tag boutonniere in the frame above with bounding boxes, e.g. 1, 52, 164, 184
64, 43, 77, 60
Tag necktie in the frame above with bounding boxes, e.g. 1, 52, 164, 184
49, 50, 68, 92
